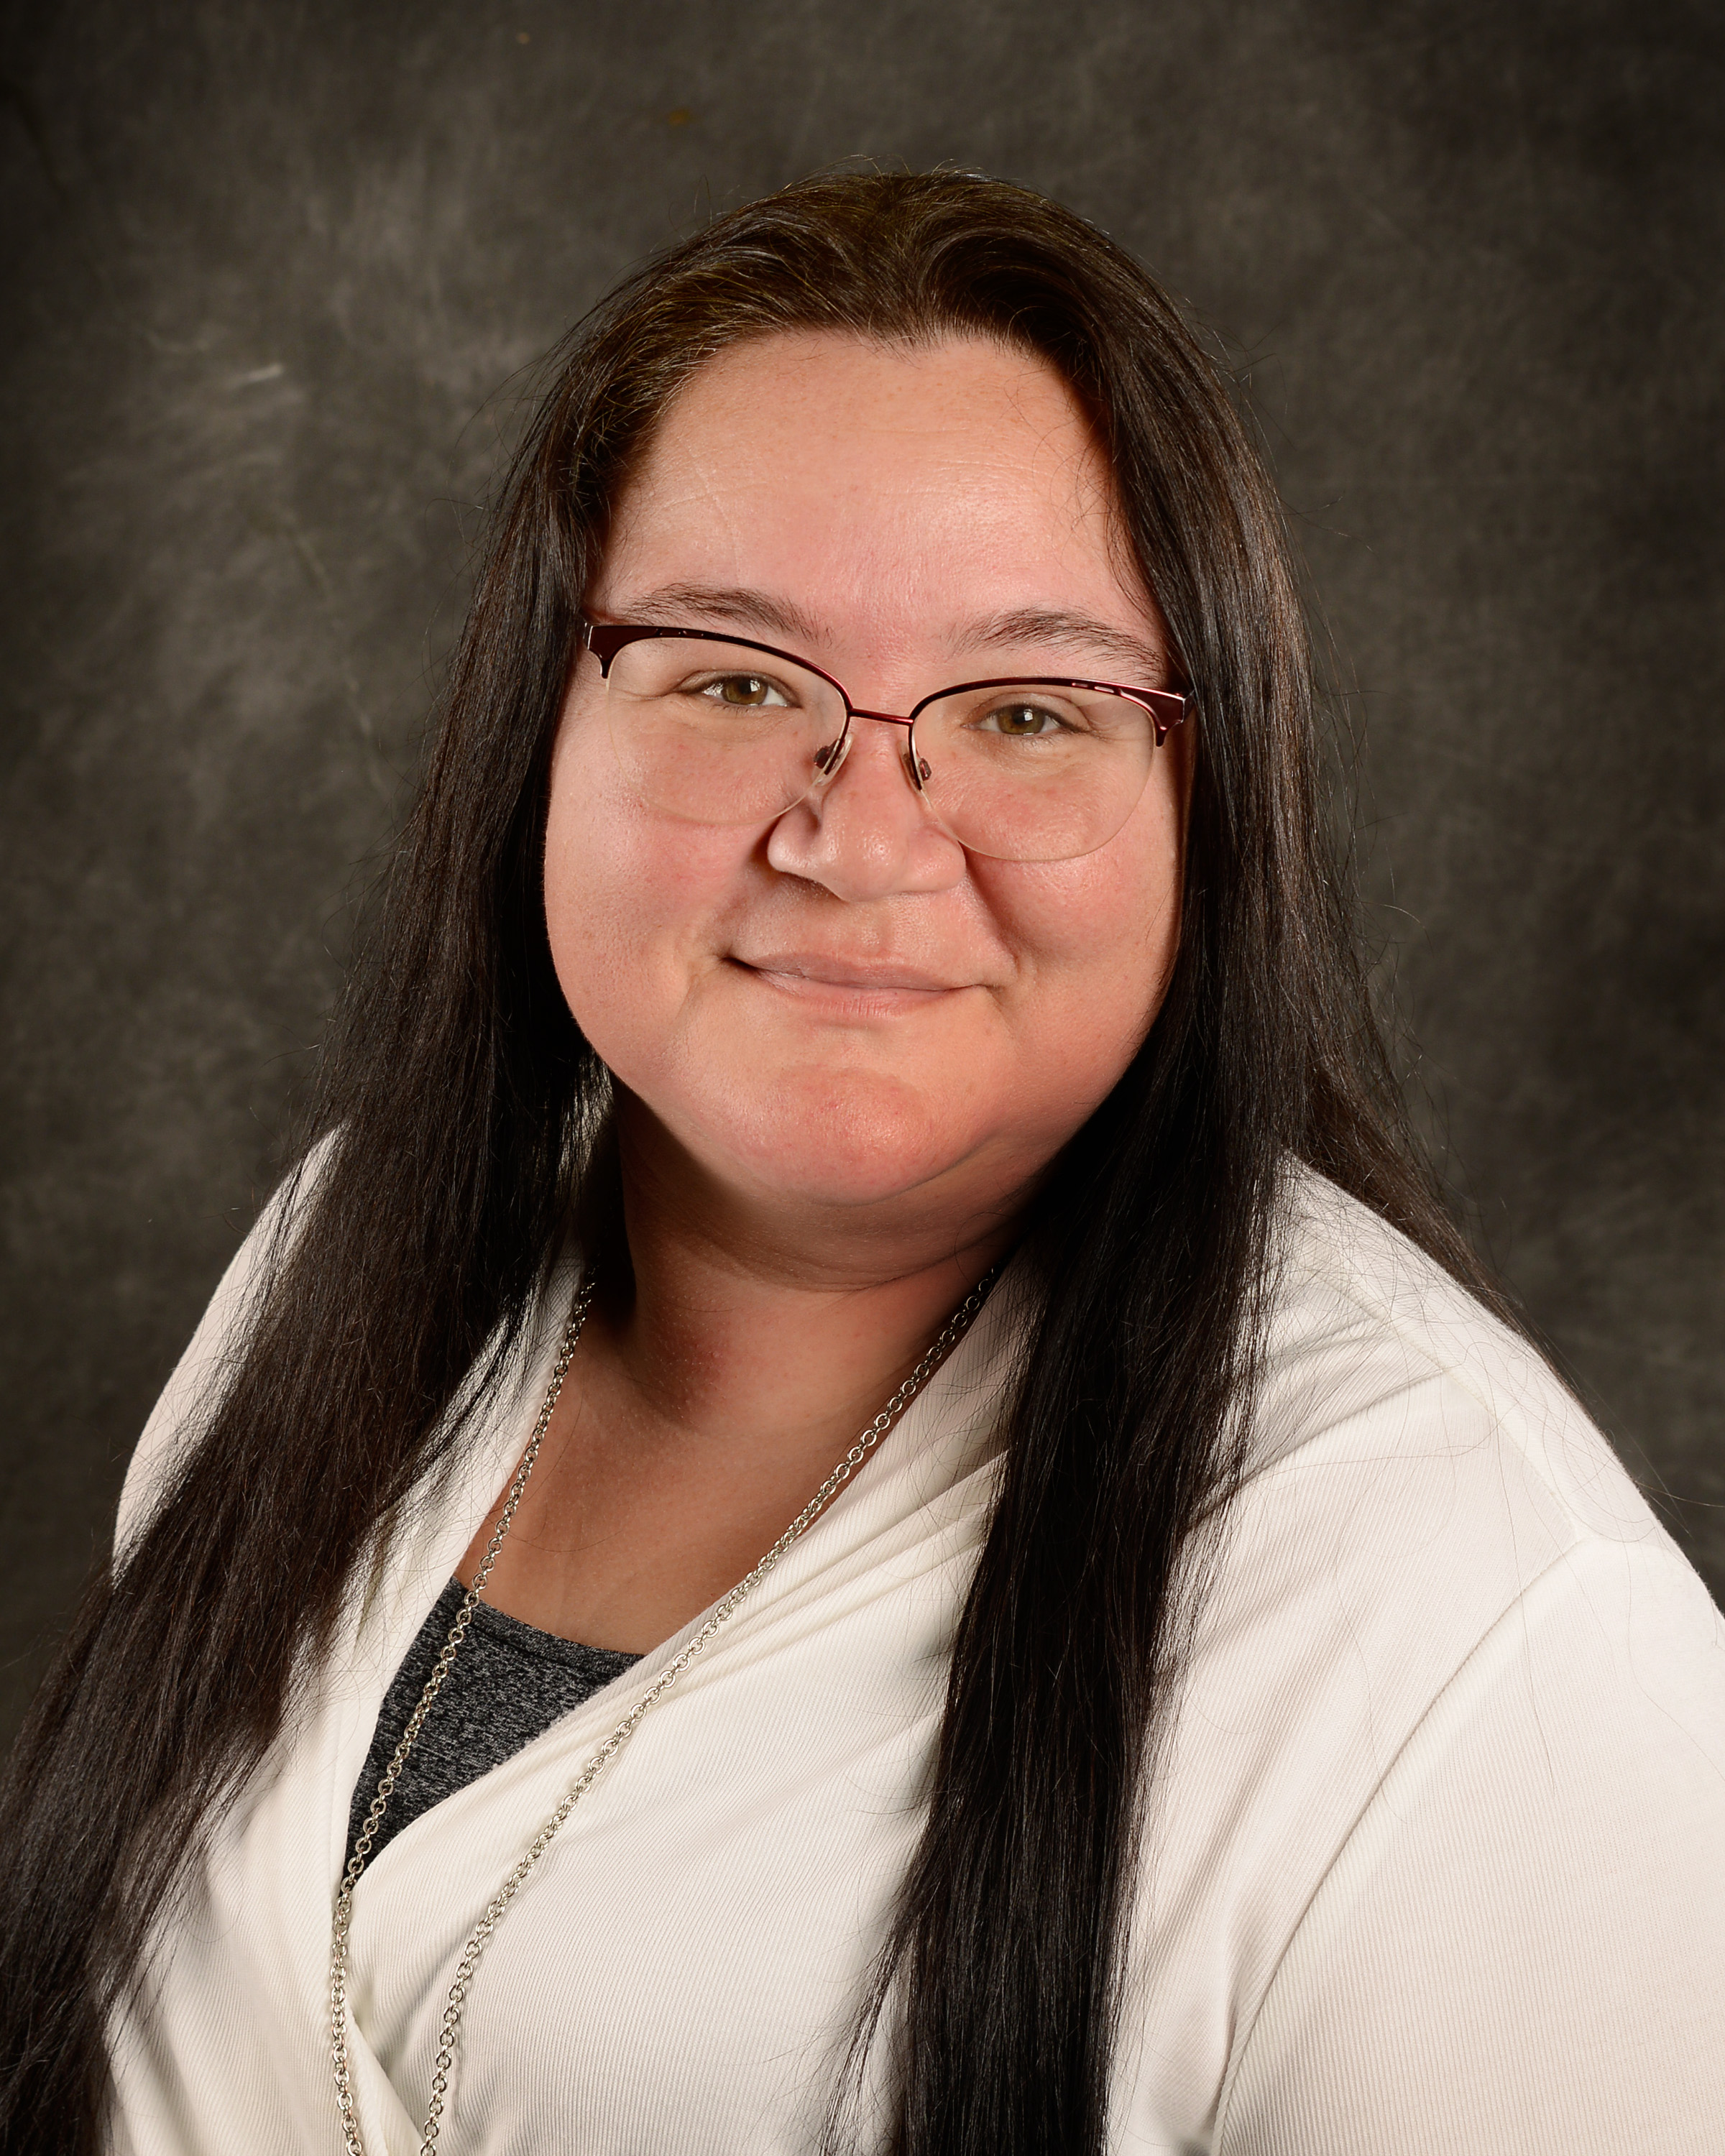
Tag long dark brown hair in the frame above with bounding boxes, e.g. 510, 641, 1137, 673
0, 171, 1510, 2153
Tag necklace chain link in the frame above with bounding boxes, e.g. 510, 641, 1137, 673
329, 1266, 997, 2156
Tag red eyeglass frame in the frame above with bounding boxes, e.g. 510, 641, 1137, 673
582, 619, 1190, 793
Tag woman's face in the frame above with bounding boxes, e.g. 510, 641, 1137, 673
544, 330, 1187, 1245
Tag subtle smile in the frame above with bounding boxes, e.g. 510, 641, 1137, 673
729, 954, 970, 1011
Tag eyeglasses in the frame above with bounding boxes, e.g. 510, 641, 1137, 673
581, 621, 1188, 864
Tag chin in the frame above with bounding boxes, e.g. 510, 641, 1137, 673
707, 1067, 978, 1210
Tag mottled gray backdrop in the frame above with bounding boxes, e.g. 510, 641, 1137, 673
2, 0, 1721, 1743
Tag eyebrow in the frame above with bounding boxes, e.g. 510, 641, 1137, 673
959, 607, 1167, 684
621, 583, 829, 648
614, 585, 1168, 685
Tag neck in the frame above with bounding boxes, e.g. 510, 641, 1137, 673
592, 1095, 1024, 1455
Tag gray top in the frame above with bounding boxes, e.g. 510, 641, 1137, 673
344, 1578, 642, 1871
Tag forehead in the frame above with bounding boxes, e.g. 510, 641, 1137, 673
593, 331, 1154, 658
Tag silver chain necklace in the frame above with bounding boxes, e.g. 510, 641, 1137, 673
329, 1266, 998, 2156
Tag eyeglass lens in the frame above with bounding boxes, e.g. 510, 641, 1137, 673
597, 635, 1161, 863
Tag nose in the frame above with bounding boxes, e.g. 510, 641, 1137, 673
764, 712, 966, 900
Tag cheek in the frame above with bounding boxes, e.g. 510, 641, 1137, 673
977, 801, 1184, 1079
541, 709, 742, 1072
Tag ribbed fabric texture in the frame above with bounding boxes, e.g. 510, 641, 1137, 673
343, 1580, 641, 1872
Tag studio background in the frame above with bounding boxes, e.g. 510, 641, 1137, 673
2, 0, 1720, 1747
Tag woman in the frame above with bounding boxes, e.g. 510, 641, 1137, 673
1, 171, 1719, 2156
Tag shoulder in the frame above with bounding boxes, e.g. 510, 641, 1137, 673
1192, 1168, 1725, 2148
115, 1137, 336, 1557
1216, 1164, 1721, 1756
1245, 1161, 1686, 1586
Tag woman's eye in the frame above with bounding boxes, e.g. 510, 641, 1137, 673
696, 673, 791, 709
978, 700, 1069, 738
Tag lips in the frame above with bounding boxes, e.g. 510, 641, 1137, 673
731, 952, 964, 995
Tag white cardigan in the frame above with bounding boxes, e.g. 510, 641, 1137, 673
107, 1169, 1725, 2154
